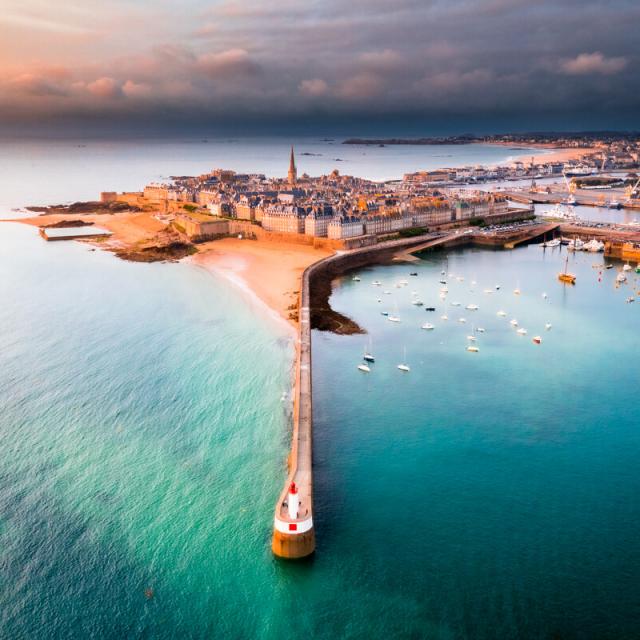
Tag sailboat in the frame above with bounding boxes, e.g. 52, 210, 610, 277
397, 347, 410, 372
357, 363, 371, 373
558, 253, 576, 284
363, 339, 375, 363
388, 302, 401, 323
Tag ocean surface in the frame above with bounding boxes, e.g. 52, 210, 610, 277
313, 246, 640, 638
1, 139, 640, 638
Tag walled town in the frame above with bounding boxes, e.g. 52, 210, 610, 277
100, 147, 533, 249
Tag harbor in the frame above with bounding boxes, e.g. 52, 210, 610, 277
271, 214, 640, 558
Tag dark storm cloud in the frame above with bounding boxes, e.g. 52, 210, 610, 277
0, 0, 638, 133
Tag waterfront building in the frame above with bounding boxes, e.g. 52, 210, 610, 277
197, 189, 220, 206
143, 184, 169, 201
175, 212, 229, 241
327, 215, 365, 239
262, 204, 307, 234
304, 205, 334, 237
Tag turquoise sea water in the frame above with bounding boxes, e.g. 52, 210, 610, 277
312, 246, 640, 638
2, 140, 640, 638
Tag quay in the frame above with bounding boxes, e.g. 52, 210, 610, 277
503, 188, 640, 211
39, 226, 112, 241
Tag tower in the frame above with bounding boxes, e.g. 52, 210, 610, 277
288, 146, 297, 186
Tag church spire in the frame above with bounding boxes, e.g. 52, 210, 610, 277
288, 146, 297, 186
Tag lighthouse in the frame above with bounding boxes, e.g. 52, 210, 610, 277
288, 481, 299, 519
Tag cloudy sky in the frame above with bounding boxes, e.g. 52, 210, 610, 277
0, 0, 638, 134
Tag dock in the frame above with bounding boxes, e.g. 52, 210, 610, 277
39, 226, 112, 241
503, 188, 640, 211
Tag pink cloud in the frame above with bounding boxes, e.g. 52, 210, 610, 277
86, 77, 122, 98
358, 49, 404, 72
337, 72, 385, 100
196, 49, 260, 77
299, 78, 329, 97
122, 80, 153, 98
560, 52, 627, 75
10, 73, 68, 97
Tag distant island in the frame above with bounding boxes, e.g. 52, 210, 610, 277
344, 131, 640, 146
343, 136, 476, 146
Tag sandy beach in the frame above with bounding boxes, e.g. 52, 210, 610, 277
492, 142, 598, 166
193, 238, 333, 331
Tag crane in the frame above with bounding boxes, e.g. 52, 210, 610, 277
625, 175, 640, 202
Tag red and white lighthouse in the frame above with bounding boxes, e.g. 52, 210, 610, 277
288, 481, 299, 519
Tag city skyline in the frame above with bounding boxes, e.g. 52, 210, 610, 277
1, 0, 638, 134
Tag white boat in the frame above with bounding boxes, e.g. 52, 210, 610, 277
372, 280, 381, 286
510, 319, 518, 326
608, 199, 621, 209
616, 273, 627, 283
397, 347, 410, 372
352, 276, 361, 282
497, 310, 507, 317
584, 239, 604, 253
517, 327, 527, 335
457, 276, 464, 282
384, 290, 392, 295
388, 315, 401, 323
476, 327, 485, 333
467, 335, 477, 342
357, 363, 371, 373
483, 289, 493, 294
411, 300, 424, 306
421, 323, 435, 330
546, 238, 561, 248
545, 323, 552, 331
514, 288, 521, 295
567, 238, 584, 251
623, 263, 632, 272
363, 341, 375, 363
450, 301, 461, 307
440, 287, 449, 293
458, 317, 467, 323
542, 292, 548, 299
466, 345, 479, 353
441, 314, 448, 321
626, 296, 635, 303
466, 303, 479, 311
399, 279, 409, 286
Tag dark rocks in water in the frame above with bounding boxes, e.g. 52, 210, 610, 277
309, 266, 365, 335
114, 241, 197, 263
41, 219, 95, 228
28, 201, 139, 215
